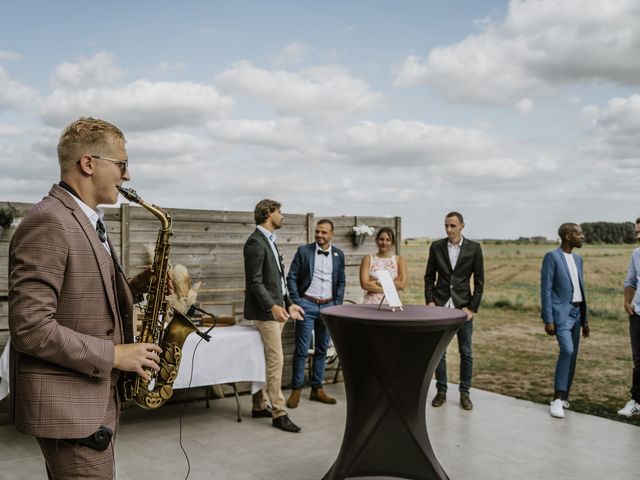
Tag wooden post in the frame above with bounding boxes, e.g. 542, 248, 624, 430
120, 203, 130, 277
306, 213, 315, 244
395, 216, 402, 256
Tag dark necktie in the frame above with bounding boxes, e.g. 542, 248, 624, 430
96, 218, 107, 243
317, 249, 329, 257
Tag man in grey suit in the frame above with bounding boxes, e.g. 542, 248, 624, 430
425, 211, 484, 410
244, 199, 304, 433
541, 222, 589, 418
9, 117, 161, 479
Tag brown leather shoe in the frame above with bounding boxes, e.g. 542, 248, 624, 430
431, 391, 446, 407
310, 387, 337, 405
287, 389, 301, 409
460, 393, 473, 410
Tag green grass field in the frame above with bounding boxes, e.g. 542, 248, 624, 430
401, 240, 639, 425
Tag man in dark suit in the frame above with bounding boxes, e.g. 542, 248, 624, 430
244, 199, 305, 433
541, 222, 589, 418
286, 219, 346, 408
9, 117, 161, 479
425, 211, 484, 410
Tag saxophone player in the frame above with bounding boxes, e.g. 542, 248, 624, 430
9, 117, 161, 479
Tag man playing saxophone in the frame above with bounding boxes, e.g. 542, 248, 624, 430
9, 117, 161, 479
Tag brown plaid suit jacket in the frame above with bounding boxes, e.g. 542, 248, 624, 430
8, 184, 133, 439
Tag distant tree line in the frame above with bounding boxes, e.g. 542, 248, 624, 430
581, 221, 636, 244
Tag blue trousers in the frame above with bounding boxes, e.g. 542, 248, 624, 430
629, 314, 640, 402
554, 305, 582, 398
291, 298, 335, 389
435, 319, 473, 394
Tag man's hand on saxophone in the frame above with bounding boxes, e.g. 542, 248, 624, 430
114, 343, 162, 382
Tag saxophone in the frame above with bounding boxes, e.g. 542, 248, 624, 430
118, 186, 200, 410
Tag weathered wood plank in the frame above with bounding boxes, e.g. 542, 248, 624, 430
0, 301, 7, 329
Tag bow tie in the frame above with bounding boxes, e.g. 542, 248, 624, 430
317, 249, 329, 257
96, 218, 107, 243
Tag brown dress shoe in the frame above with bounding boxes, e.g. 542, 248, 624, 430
460, 393, 473, 410
287, 389, 301, 409
431, 391, 446, 407
310, 387, 337, 405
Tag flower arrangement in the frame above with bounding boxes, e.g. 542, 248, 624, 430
352, 224, 374, 245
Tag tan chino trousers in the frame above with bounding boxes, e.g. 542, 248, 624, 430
252, 319, 287, 418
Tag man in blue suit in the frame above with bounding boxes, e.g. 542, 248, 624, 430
541, 222, 590, 418
286, 219, 346, 408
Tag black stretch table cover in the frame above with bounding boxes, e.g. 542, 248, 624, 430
321, 304, 467, 480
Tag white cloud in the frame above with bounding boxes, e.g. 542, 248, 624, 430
0, 50, 23, 61
157, 61, 189, 72
273, 42, 311, 65
206, 118, 308, 151
327, 120, 501, 167
41, 79, 234, 131
0, 124, 27, 136
127, 131, 211, 159
394, 0, 640, 107
515, 98, 534, 114
51, 52, 125, 90
587, 94, 640, 161
0, 65, 38, 111
215, 61, 384, 119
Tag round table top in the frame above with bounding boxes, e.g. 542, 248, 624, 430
320, 304, 467, 327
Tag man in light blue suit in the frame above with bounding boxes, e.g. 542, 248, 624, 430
541, 223, 590, 418
286, 219, 346, 408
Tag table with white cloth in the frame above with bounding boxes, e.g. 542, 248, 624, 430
0, 325, 266, 421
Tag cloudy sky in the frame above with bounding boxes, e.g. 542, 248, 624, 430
1, 0, 639, 239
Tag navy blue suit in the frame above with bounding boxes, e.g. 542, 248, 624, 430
541, 247, 588, 398
287, 243, 345, 389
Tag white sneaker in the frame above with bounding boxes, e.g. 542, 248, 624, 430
562, 400, 570, 409
550, 399, 565, 418
617, 399, 640, 417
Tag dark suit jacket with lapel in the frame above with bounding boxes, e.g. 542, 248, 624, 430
8, 184, 133, 439
286, 243, 346, 305
424, 237, 485, 312
243, 228, 291, 321
540, 247, 588, 326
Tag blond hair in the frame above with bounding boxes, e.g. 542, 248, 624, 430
57, 117, 126, 173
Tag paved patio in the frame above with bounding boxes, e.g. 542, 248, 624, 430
0, 382, 638, 479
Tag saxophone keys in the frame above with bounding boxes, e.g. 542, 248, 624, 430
160, 385, 173, 400
159, 363, 177, 382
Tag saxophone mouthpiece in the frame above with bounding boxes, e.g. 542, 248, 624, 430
118, 186, 141, 204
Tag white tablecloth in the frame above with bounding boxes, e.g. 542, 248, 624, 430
0, 325, 266, 400
174, 325, 266, 393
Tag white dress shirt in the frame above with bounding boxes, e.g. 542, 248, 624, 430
563, 252, 583, 303
305, 244, 333, 299
69, 195, 110, 255
445, 236, 463, 308
256, 225, 286, 293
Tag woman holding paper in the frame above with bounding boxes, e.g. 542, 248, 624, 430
360, 227, 407, 304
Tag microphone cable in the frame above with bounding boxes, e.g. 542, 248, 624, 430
178, 306, 217, 480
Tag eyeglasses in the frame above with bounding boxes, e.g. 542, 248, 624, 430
90, 155, 129, 176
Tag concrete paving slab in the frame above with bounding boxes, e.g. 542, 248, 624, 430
0, 382, 637, 479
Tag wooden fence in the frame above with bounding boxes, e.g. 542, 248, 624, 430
0, 200, 400, 421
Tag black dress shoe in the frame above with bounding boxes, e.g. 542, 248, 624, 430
272, 415, 301, 433
251, 407, 272, 418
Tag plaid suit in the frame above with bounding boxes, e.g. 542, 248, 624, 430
9, 184, 133, 478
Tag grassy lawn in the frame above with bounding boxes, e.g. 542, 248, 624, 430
401, 240, 639, 426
